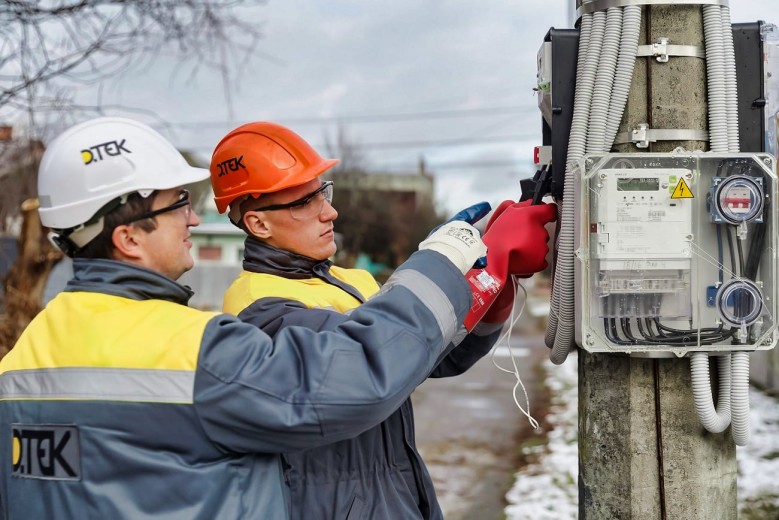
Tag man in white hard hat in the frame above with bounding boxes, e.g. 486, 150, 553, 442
0, 117, 490, 519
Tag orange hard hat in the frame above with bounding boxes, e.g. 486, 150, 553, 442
210, 121, 339, 214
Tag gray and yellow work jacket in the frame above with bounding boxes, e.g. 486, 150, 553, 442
223, 238, 504, 520
0, 253, 472, 520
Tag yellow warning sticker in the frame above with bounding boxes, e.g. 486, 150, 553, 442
671, 178, 694, 199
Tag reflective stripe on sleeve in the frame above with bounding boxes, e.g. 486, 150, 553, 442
380, 269, 458, 349
0, 367, 195, 403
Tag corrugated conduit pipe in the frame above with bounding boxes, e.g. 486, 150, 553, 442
545, 8, 595, 357
722, 6, 740, 153
731, 351, 751, 445
704, 5, 728, 153
587, 7, 622, 153
604, 6, 640, 147
548, 6, 639, 364
690, 4, 730, 439
721, 4, 751, 446
692, 5, 751, 446
691, 353, 732, 433
547, 9, 604, 364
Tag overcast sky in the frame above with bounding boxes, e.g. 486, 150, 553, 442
74, 0, 777, 216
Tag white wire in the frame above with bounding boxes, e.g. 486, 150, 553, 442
490, 275, 540, 430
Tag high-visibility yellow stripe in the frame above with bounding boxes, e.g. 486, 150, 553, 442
223, 266, 379, 315
1, 292, 218, 373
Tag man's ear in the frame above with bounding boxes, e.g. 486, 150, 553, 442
111, 224, 145, 261
243, 211, 273, 239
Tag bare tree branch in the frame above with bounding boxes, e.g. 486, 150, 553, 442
0, 1, 266, 115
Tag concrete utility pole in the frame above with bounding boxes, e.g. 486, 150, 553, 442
578, 4, 737, 519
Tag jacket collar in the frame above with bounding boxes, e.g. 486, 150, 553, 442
242, 236, 332, 279
241, 236, 367, 303
65, 258, 194, 305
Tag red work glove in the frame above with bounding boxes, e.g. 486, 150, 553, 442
463, 201, 557, 330
477, 199, 524, 325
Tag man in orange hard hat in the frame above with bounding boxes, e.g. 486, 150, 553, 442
209, 122, 557, 520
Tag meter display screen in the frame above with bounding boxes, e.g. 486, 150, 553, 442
616, 177, 660, 191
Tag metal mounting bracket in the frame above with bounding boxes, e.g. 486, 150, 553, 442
636, 38, 706, 63
614, 123, 709, 148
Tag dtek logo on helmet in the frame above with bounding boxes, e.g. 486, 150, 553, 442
12, 424, 81, 480
216, 156, 245, 177
81, 140, 131, 165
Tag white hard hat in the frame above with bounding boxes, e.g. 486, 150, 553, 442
37, 117, 209, 250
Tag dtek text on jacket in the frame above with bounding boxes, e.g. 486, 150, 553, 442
223, 238, 504, 520
0, 251, 470, 520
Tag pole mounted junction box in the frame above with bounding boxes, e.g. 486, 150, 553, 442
573, 152, 778, 357
521, 28, 578, 202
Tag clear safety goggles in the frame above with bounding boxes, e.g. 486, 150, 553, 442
253, 181, 334, 221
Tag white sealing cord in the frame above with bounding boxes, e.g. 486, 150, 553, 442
490, 276, 540, 430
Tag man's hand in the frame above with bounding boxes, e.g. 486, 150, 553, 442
418, 221, 488, 275
482, 201, 557, 276
436, 201, 491, 269
463, 201, 557, 329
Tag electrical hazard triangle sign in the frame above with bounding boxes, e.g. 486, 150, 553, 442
671, 178, 694, 199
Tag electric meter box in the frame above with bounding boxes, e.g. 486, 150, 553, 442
574, 152, 779, 356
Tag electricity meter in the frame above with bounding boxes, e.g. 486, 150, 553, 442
574, 152, 778, 356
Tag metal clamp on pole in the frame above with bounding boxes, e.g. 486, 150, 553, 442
636, 38, 706, 63
614, 123, 709, 148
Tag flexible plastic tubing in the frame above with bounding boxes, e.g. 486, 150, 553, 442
730, 351, 751, 445
550, 8, 632, 364
587, 7, 622, 153
605, 6, 640, 147
548, 11, 605, 364
721, 6, 739, 151
545, 11, 592, 352
694, 8, 728, 443
719, 4, 751, 445
690, 6, 728, 440
703, 5, 727, 152
692, 5, 752, 445
691, 352, 732, 433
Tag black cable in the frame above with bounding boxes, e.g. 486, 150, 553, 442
620, 318, 639, 342
636, 317, 651, 339
605, 318, 635, 345
725, 226, 737, 277
607, 311, 734, 345
744, 220, 767, 281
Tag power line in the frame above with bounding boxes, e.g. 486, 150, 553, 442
185, 133, 536, 152
161, 105, 536, 128
379, 159, 534, 171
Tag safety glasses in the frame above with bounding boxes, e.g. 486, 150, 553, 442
252, 181, 334, 221
126, 189, 191, 224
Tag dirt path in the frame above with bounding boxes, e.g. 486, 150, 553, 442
412, 326, 553, 519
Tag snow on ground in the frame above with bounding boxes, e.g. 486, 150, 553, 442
504, 355, 579, 520
737, 387, 779, 508
504, 354, 779, 519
